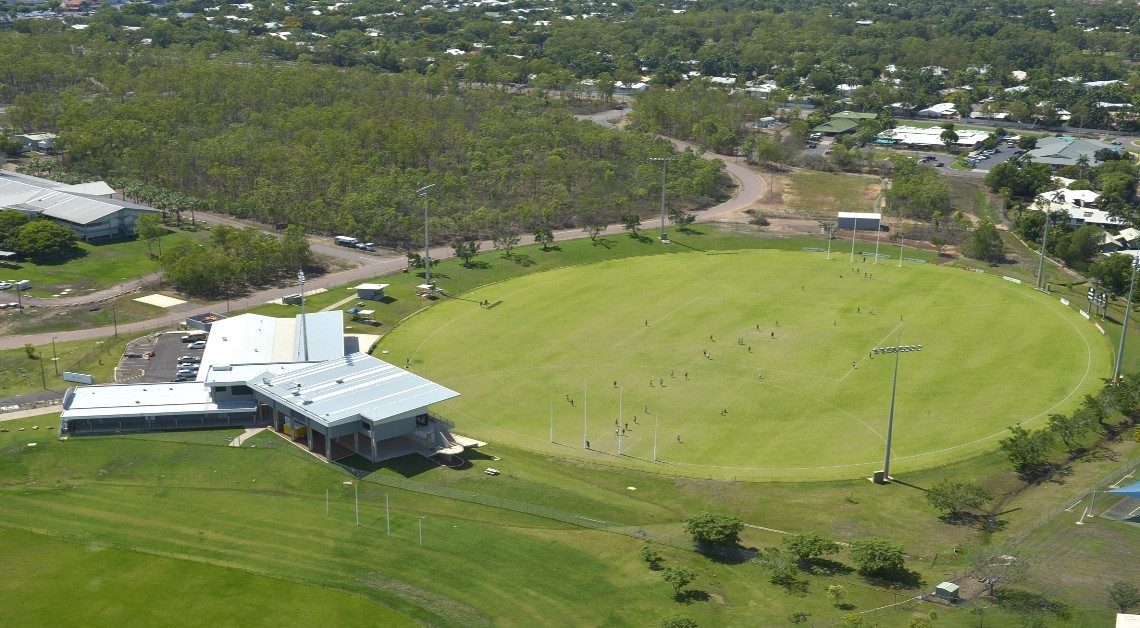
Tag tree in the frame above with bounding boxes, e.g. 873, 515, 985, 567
668, 207, 697, 232
847, 538, 906, 577
23, 343, 37, 360
1091, 253, 1136, 296
452, 239, 481, 267
661, 565, 697, 597
15, 219, 80, 261
622, 214, 641, 236
783, 532, 840, 562
491, 222, 521, 257
968, 544, 1030, 596
925, 479, 991, 519
1108, 582, 1140, 613
940, 124, 959, 150
641, 543, 662, 570
1047, 411, 1092, 450
135, 213, 166, 258
1018, 136, 1038, 150
278, 225, 312, 271
758, 548, 800, 586
998, 425, 1055, 477
0, 209, 30, 249
966, 221, 1004, 263
583, 222, 606, 245
826, 584, 847, 608
659, 613, 697, 628
532, 224, 554, 251
406, 252, 423, 269
683, 512, 743, 548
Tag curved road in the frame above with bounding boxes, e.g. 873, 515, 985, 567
3, 109, 767, 349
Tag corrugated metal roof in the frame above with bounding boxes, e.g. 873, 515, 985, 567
249, 353, 459, 428
197, 312, 344, 380
0, 171, 153, 225
294, 310, 344, 362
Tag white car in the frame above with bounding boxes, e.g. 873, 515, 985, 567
0, 281, 11, 291
188, 341, 207, 350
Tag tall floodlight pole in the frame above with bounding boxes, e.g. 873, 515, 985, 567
880, 333, 902, 482
649, 156, 677, 242
617, 385, 623, 455
549, 397, 554, 443
51, 336, 58, 375
825, 224, 834, 260
874, 224, 881, 264
653, 414, 659, 462
1112, 256, 1140, 382
582, 380, 588, 449
385, 493, 391, 536
850, 217, 858, 262
417, 183, 437, 287
898, 234, 904, 268
1036, 212, 1053, 291
354, 480, 359, 526
297, 270, 309, 361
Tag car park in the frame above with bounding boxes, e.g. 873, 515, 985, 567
188, 340, 207, 350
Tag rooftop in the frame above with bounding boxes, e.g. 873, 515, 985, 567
248, 353, 460, 428
197, 312, 344, 379
61, 382, 256, 419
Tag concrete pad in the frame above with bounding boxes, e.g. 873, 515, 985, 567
344, 333, 381, 354
134, 293, 187, 308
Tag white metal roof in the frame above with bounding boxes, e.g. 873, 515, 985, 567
61, 382, 256, 419
248, 353, 459, 428
837, 212, 882, 220
196, 312, 344, 379
57, 181, 116, 196
201, 362, 312, 384
355, 283, 389, 290
0, 172, 151, 225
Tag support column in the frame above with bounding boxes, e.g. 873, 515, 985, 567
371, 432, 378, 461
306, 418, 314, 450
353, 431, 360, 455
324, 428, 332, 460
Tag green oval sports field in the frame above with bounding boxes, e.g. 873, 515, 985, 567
379, 250, 1112, 480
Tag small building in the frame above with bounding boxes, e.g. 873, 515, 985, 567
185, 312, 226, 332
813, 118, 859, 136
934, 582, 959, 601
1033, 189, 1122, 228
916, 103, 959, 119
836, 211, 882, 231
757, 116, 777, 128
13, 132, 57, 153
355, 283, 389, 300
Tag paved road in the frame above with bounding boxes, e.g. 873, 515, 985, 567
2, 112, 768, 350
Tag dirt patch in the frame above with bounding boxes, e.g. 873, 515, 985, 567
357, 574, 491, 626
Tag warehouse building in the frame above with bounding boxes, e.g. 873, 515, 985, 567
0, 171, 157, 241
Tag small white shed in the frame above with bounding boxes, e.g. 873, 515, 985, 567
355, 283, 389, 301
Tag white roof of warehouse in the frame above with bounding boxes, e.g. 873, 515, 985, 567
201, 361, 312, 384
197, 312, 344, 379
61, 382, 256, 419
248, 353, 459, 428
0, 171, 152, 225
837, 212, 882, 220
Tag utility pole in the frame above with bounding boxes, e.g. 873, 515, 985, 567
417, 184, 436, 287
297, 270, 309, 361
51, 336, 58, 376
1113, 257, 1139, 382
849, 216, 858, 262
649, 156, 677, 242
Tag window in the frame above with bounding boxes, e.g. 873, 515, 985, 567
215, 386, 228, 392
231, 385, 253, 395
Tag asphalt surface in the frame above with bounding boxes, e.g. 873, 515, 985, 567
1, 110, 769, 350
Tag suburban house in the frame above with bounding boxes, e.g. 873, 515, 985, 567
0, 171, 158, 241
1034, 188, 1122, 228
1025, 136, 1120, 169
13, 133, 57, 153
811, 111, 877, 136
916, 103, 960, 118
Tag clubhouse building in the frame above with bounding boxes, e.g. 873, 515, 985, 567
60, 312, 469, 463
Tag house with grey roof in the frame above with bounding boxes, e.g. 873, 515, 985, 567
0, 171, 159, 241
1025, 136, 1120, 169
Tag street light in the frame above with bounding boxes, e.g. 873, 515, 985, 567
417, 184, 437, 287
649, 157, 677, 242
297, 269, 309, 362
1112, 255, 1140, 382
1036, 196, 1062, 292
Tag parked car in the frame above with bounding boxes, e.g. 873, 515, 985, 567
0, 281, 11, 290
188, 341, 207, 350
174, 373, 196, 382
180, 332, 207, 343
123, 352, 144, 359
177, 356, 201, 363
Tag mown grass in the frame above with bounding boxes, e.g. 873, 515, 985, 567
0, 335, 135, 398
0, 229, 205, 298
3, 413, 1128, 626
381, 248, 1111, 479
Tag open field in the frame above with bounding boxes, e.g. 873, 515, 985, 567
0, 229, 205, 298
782, 171, 883, 218
381, 249, 1111, 480
0, 411, 1131, 626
